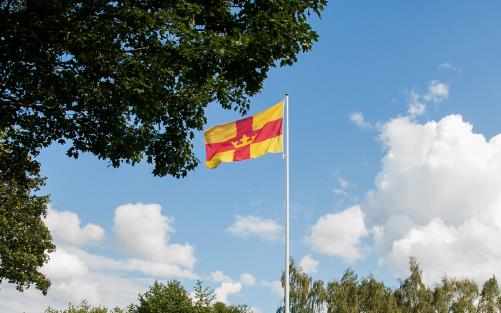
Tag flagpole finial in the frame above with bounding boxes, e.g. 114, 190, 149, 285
285, 92, 288, 96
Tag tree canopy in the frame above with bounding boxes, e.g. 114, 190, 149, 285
279, 258, 501, 313
0, 0, 327, 293
0, 131, 54, 294
30, 259, 501, 313
1, 0, 326, 178
45, 280, 249, 313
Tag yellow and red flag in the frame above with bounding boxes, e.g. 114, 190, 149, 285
204, 101, 284, 168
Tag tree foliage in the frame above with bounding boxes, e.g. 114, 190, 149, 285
37, 262, 501, 313
479, 276, 501, 313
0, 131, 55, 294
0, 0, 327, 293
277, 259, 325, 313
394, 257, 433, 313
45, 300, 125, 313
279, 258, 501, 313
1, 0, 327, 178
46, 281, 250, 313
193, 280, 216, 313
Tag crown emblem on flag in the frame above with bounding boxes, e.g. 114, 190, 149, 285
231, 134, 255, 149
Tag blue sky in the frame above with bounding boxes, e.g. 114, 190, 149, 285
3, 1, 501, 312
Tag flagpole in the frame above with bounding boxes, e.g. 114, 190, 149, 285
284, 93, 290, 313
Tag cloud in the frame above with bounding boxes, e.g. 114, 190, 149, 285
113, 203, 195, 269
44, 207, 105, 246
210, 271, 233, 283
42, 248, 89, 282
423, 80, 449, 102
407, 80, 449, 118
206, 271, 254, 303
386, 215, 501, 284
42, 248, 101, 305
0, 286, 59, 313
306, 206, 368, 262
214, 282, 242, 304
240, 273, 256, 286
262, 280, 283, 297
299, 255, 319, 274
1, 203, 200, 312
365, 114, 501, 284
1, 247, 147, 313
72, 247, 197, 279
350, 112, 372, 129
407, 90, 426, 117
439, 62, 462, 74
227, 215, 283, 242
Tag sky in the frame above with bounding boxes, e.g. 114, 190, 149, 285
3, 1, 501, 312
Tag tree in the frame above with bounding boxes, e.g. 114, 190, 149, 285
277, 259, 325, 313
0, 131, 55, 294
45, 281, 250, 313
358, 275, 399, 313
0, 0, 327, 293
193, 280, 216, 313
324, 270, 400, 313
212, 303, 250, 313
273, 258, 501, 313
432, 277, 456, 313
449, 279, 478, 313
1, 0, 327, 178
131, 281, 193, 313
45, 300, 125, 313
128, 280, 250, 313
325, 269, 360, 313
479, 276, 501, 313
394, 257, 433, 313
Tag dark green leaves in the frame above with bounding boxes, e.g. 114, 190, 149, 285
1, 0, 327, 178
0, 0, 326, 295
129, 281, 249, 313
0, 132, 55, 294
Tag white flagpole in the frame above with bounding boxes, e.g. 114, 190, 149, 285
284, 93, 290, 313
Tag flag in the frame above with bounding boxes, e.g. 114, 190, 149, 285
205, 101, 284, 168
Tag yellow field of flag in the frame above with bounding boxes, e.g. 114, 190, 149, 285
204, 101, 284, 168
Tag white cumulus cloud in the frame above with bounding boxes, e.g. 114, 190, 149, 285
113, 203, 195, 269
299, 255, 319, 274
210, 271, 233, 283
42, 248, 89, 286
44, 207, 105, 246
73, 247, 197, 279
1, 203, 200, 312
214, 282, 242, 304
207, 271, 254, 303
365, 114, 501, 284
240, 273, 256, 286
306, 206, 368, 263
38, 247, 144, 310
227, 215, 283, 242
